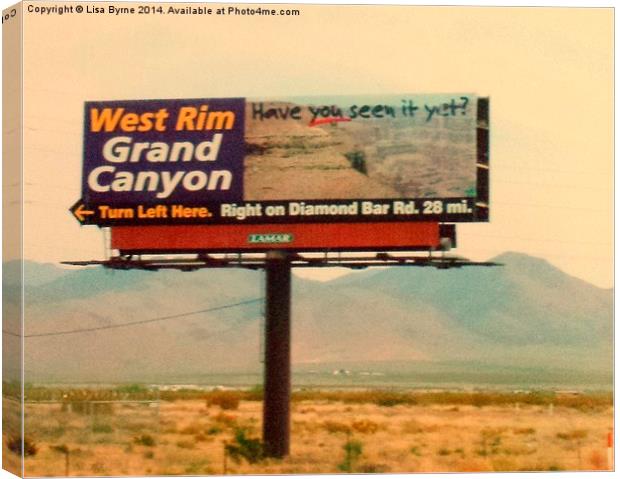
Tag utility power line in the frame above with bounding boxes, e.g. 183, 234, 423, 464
2, 298, 263, 339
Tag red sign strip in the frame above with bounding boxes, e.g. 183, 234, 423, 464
111, 222, 440, 253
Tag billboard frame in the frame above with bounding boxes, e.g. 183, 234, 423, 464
72, 96, 490, 228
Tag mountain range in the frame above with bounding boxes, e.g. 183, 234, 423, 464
2, 252, 613, 387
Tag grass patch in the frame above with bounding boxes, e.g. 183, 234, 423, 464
324, 420, 351, 434
401, 419, 439, 434
38, 425, 67, 440
556, 430, 588, 440
176, 440, 196, 449
359, 462, 390, 473
92, 423, 114, 434
179, 424, 203, 435
207, 391, 240, 410
477, 428, 504, 456
133, 434, 156, 447
351, 419, 381, 434
7, 436, 38, 456
184, 460, 212, 475
213, 412, 237, 428
18, 384, 614, 412
338, 439, 363, 472
225, 428, 264, 464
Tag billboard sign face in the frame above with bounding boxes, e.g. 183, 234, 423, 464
74, 94, 489, 226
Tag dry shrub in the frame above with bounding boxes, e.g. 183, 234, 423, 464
416, 391, 556, 409
477, 428, 504, 457
589, 450, 607, 470
372, 391, 414, 407
133, 434, 156, 447
38, 425, 67, 440
91, 402, 115, 415
557, 393, 613, 412
358, 462, 390, 473
184, 459, 212, 475
236, 420, 258, 436
292, 389, 415, 406
7, 436, 37, 456
352, 419, 380, 434
207, 391, 240, 410
491, 457, 518, 471
501, 445, 536, 456
292, 420, 321, 434
159, 389, 208, 402
481, 427, 507, 438
323, 420, 351, 434
176, 439, 196, 449
243, 385, 264, 401
213, 412, 237, 427
456, 458, 493, 472
225, 428, 264, 464
513, 427, 536, 435
401, 419, 439, 434
92, 423, 113, 434
207, 425, 223, 435
556, 430, 588, 441
338, 439, 363, 472
22, 384, 613, 410
91, 462, 108, 474
179, 424, 202, 435
120, 421, 154, 433
401, 419, 424, 434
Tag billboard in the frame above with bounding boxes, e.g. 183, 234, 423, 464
73, 94, 489, 226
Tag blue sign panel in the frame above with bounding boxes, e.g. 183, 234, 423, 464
82, 98, 245, 205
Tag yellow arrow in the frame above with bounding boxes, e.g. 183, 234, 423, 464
74, 204, 95, 222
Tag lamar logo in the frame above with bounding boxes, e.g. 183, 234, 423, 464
248, 233, 294, 244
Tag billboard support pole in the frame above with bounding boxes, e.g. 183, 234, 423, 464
262, 250, 291, 458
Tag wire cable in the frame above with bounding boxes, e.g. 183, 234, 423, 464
2, 298, 263, 339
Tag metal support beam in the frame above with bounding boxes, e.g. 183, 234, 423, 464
62, 253, 501, 271
262, 251, 292, 458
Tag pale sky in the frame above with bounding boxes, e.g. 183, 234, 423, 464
3, 1, 614, 287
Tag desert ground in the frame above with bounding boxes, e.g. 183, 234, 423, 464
3, 389, 613, 476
